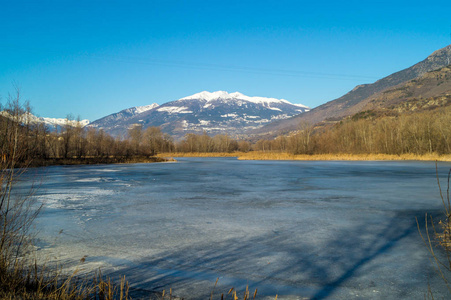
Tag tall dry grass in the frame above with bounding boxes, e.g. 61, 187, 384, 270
417, 165, 451, 297
158, 151, 451, 161
162, 278, 269, 300
238, 152, 451, 161
0, 264, 130, 299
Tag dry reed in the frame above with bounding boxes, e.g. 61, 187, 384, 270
158, 151, 451, 161
238, 152, 451, 161
416, 165, 451, 296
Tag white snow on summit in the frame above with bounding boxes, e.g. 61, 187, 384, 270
42, 117, 90, 127
181, 91, 230, 102
180, 91, 308, 108
157, 106, 193, 114
135, 103, 159, 114
0, 111, 89, 127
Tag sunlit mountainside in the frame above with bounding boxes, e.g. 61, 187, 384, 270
88, 91, 309, 139
253, 44, 451, 136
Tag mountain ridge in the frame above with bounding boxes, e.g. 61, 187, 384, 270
0, 111, 89, 128
88, 103, 159, 133
88, 91, 309, 138
252, 44, 451, 135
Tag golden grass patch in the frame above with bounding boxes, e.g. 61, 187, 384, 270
158, 152, 451, 161
238, 152, 451, 161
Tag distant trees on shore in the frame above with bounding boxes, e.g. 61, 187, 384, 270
2, 90, 450, 166
0, 92, 175, 166
0, 92, 250, 164
253, 106, 451, 156
175, 132, 251, 153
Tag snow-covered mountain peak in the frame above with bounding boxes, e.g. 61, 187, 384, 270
0, 111, 90, 127
42, 117, 90, 127
90, 91, 309, 138
180, 91, 230, 101
134, 103, 159, 114
179, 90, 306, 107
228, 92, 246, 98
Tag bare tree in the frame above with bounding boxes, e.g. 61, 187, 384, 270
61, 114, 74, 158
128, 124, 143, 155
0, 94, 41, 277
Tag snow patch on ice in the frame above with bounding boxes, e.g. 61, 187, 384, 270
75, 178, 104, 183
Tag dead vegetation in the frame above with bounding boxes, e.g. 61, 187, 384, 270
0, 96, 132, 299
417, 165, 451, 297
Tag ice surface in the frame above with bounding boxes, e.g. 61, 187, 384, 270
19, 159, 451, 299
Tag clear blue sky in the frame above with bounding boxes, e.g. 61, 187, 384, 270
1, 0, 450, 121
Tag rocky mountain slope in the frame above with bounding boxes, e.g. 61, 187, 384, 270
253, 44, 451, 135
88, 103, 159, 133
0, 111, 89, 129
89, 91, 308, 138
360, 65, 451, 112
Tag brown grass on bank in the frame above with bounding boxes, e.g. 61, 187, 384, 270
417, 166, 451, 296
238, 152, 451, 161
435, 167, 451, 251
0, 261, 131, 300
157, 151, 451, 161
204, 280, 261, 300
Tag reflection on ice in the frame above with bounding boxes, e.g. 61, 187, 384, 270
19, 159, 451, 299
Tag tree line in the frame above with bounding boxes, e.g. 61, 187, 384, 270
0, 93, 176, 165
253, 106, 451, 156
2, 91, 450, 166
0, 93, 249, 166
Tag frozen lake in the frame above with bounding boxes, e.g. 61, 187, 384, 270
20, 158, 451, 299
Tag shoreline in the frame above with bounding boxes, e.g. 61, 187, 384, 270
157, 152, 451, 162
24, 156, 171, 168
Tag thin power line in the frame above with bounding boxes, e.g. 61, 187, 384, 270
0, 45, 379, 81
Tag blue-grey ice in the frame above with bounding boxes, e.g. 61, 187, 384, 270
18, 158, 451, 299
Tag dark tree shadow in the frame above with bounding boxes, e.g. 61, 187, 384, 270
95, 208, 449, 299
